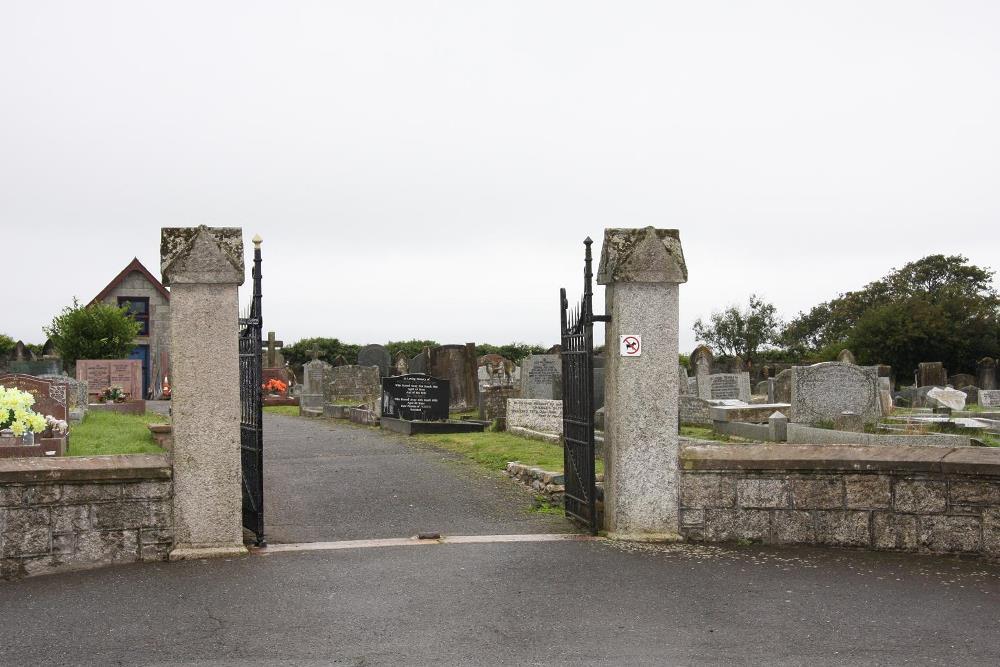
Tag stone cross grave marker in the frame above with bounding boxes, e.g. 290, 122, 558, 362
261, 331, 284, 368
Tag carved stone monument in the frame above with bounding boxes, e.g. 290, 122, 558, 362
790, 362, 880, 425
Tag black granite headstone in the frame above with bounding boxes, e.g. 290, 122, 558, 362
381, 374, 450, 421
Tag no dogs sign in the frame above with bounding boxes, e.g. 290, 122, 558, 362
619, 335, 642, 357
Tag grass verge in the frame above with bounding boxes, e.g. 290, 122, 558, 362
415, 430, 603, 474
264, 405, 301, 416
68, 411, 165, 457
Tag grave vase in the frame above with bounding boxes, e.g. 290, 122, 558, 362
22, 430, 34, 446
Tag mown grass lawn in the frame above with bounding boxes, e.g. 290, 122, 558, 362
264, 405, 301, 416
416, 430, 603, 474
68, 411, 166, 457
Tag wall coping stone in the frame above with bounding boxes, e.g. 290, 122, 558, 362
680, 444, 1000, 476
0, 454, 171, 483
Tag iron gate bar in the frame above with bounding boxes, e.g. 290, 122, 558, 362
239, 237, 266, 547
559, 237, 608, 535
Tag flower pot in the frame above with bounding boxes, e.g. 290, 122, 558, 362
22, 431, 34, 446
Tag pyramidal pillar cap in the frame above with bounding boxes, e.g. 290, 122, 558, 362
596, 227, 687, 285
160, 226, 245, 287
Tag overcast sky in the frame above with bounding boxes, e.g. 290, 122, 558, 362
2, 2, 998, 353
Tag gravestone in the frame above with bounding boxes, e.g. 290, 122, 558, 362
700, 373, 751, 402
948, 373, 977, 389
430, 344, 479, 411
790, 362, 879, 425
917, 362, 947, 388
325, 365, 381, 408
409, 348, 430, 374
75, 359, 143, 401
876, 365, 894, 391
520, 354, 561, 399
979, 390, 1000, 408
261, 331, 284, 368
977, 357, 996, 391
357, 344, 391, 377
393, 351, 409, 376
0, 373, 69, 421
679, 365, 691, 396
506, 398, 563, 437
962, 385, 979, 405
478, 384, 519, 421
772, 368, 793, 403
332, 355, 347, 367
13, 341, 33, 361
39, 374, 88, 412
381, 374, 449, 421
691, 345, 713, 379
5, 359, 62, 375
301, 356, 332, 411
927, 386, 967, 411
837, 349, 857, 365
754, 380, 769, 396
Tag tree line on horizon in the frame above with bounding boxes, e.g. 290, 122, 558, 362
692, 254, 1000, 379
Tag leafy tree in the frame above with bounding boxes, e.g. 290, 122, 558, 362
475, 342, 548, 364
283, 337, 361, 370
781, 255, 1000, 377
43, 299, 141, 369
386, 340, 439, 360
693, 294, 781, 362
0, 334, 14, 358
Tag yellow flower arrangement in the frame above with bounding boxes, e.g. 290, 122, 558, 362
0, 385, 49, 437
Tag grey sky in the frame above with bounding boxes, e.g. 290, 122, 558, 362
2, 1, 998, 353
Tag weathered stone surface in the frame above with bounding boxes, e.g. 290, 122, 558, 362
814, 511, 870, 547
0, 373, 70, 421
772, 369, 792, 403
506, 399, 562, 436
325, 365, 381, 408
949, 373, 977, 389
22, 485, 60, 505
357, 344, 391, 377
894, 480, 947, 514
983, 508, 1000, 556
160, 226, 244, 286
709, 403, 791, 424
917, 362, 947, 389
519, 355, 561, 400
679, 395, 713, 426
701, 509, 770, 542
791, 478, 843, 509
50, 505, 90, 533
834, 411, 864, 433
737, 479, 789, 509
918, 515, 981, 552
772, 510, 814, 544
926, 386, 966, 411
949, 480, 1000, 505
698, 372, 751, 402
790, 362, 879, 425
980, 390, 1000, 408
599, 227, 686, 539
429, 344, 479, 411
162, 226, 245, 559
977, 357, 996, 391
872, 512, 918, 550
845, 475, 891, 509
2, 508, 51, 556
680, 474, 736, 509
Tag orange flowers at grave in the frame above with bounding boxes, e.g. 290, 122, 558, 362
262, 379, 288, 394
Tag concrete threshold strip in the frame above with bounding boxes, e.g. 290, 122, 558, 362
254, 533, 601, 555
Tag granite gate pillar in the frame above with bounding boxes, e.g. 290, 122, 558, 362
597, 227, 688, 540
161, 226, 248, 560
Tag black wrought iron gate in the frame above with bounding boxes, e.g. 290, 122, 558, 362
239, 239, 265, 546
560, 237, 608, 534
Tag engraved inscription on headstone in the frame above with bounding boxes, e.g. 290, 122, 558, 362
381, 374, 450, 421
790, 362, 879, 424
980, 390, 1000, 408
506, 398, 564, 436
520, 354, 562, 399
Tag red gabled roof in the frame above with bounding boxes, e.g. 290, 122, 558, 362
90, 257, 170, 305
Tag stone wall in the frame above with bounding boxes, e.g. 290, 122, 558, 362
325, 365, 380, 408
0, 455, 172, 579
679, 444, 1000, 557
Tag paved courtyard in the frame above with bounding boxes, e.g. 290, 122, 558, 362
1, 415, 998, 665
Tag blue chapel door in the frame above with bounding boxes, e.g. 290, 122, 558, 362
129, 345, 150, 399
